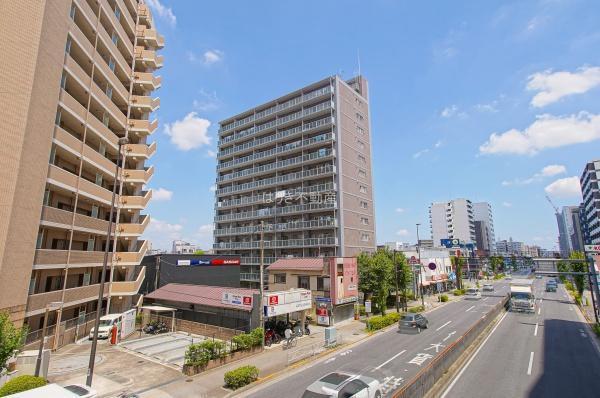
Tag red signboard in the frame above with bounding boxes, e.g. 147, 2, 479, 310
211, 259, 241, 265
269, 295, 279, 305
243, 296, 252, 306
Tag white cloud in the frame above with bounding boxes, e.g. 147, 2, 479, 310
164, 112, 212, 151
475, 103, 498, 113
148, 219, 183, 235
440, 105, 467, 119
502, 164, 566, 186
434, 140, 443, 148
152, 187, 173, 201
396, 229, 409, 237
479, 112, 600, 155
146, 0, 176, 27
502, 202, 512, 207
395, 208, 405, 213
413, 148, 429, 159
206, 149, 217, 158
203, 50, 224, 65
544, 176, 582, 198
192, 89, 221, 112
527, 66, 600, 107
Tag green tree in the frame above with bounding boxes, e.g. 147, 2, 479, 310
569, 251, 586, 296
388, 251, 412, 311
489, 256, 503, 275
358, 250, 394, 314
557, 260, 569, 283
193, 249, 205, 255
451, 256, 465, 290
0, 312, 27, 372
510, 255, 518, 272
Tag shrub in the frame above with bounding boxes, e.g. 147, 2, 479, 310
453, 289, 465, 296
565, 281, 575, 292
593, 323, 600, 337
0, 375, 47, 397
493, 273, 504, 280
408, 305, 425, 313
232, 329, 263, 351
358, 305, 366, 316
224, 365, 259, 390
440, 294, 449, 302
365, 312, 400, 331
184, 340, 227, 366
250, 328, 264, 347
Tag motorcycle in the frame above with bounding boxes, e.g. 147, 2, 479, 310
292, 319, 311, 337
264, 328, 281, 347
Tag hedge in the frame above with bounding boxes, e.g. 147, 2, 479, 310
365, 312, 400, 331
224, 365, 259, 390
0, 375, 47, 397
184, 340, 227, 367
493, 273, 505, 280
408, 305, 425, 313
231, 328, 263, 351
440, 294, 449, 302
593, 323, 600, 338
453, 289, 466, 296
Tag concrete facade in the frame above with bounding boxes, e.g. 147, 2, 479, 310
429, 199, 476, 246
213, 76, 376, 287
472, 202, 495, 253
580, 160, 600, 245
0, 1, 163, 333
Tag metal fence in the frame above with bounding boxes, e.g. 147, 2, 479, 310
392, 297, 509, 398
286, 333, 344, 366
23, 311, 98, 350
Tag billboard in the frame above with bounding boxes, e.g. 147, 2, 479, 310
222, 291, 253, 308
177, 258, 240, 266
263, 289, 312, 317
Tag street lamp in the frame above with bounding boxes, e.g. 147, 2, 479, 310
86, 137, 129, 387
35, 301, 62, 377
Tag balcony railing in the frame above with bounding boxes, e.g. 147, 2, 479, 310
217, 132, 334, 171
111, 266, 145, 295
26, 284, 107, 314
217, 182, 335, 209
214, 237, 337, 250
130, 95, 160, 111
219, 85, 332, 135
123, 165, 154, 184
217, 149, 333, 183
120, 190, 152, 209
133, 72, 161, 90
128, 119, 158, 135
216, 164, 335, 196
240, 257, 283, 265
47, 165, 115, 205
215, 201, 337, 222
117, 215, 150, 237
40, 206, 110, 235
134, 46, 163, 69
33, 249, 105, 269
214, 218, 337, 236
115, 240, 148, 266
125, 142, 157, 159
136, 26, 165, 49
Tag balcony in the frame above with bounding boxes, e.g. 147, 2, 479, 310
128, 119, 158, 135
214, 218, 337, 237
122, 166, 154, 184
117, 215, 150, 237
215, 201, 337, 223
90, 83, 127, 128
115, 240, 148, 266
134, 46, 163, 69
111, 266, 145, 296
47, 165, 115, 205
125, 142, 156, 159
26, 284, 108, 315
137, 3, 149, 22
130, 95, 160, 111
40, 206, 110, 235
217, 182, 335, 209
120, 190, 152, 209
136, 26, 165, 49
133, 72, 161, 90
240, 257, 283, 265
213, 237, 338, 250
33, 249, 105, 269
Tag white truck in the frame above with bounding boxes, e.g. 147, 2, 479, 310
509, 279, 535, 313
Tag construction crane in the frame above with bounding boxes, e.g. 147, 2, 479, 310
545, 194, 559, 215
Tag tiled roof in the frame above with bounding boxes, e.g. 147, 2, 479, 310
145, 283, 258, 311
267, 258, 325, 271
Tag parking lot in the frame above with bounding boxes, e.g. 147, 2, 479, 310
120, 332, 208, 368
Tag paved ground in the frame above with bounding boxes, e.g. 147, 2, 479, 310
441, 276, 600, 398
240, 279, 511, 397
120, 332, 208, 368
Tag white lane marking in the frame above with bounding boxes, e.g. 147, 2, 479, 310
440, 311, 508, 398
324, 357, 336, 364
374, 349, 407, 370
442, 331, 456, 342
436, 321, 452, 331
534, 323, 539, 337
466, 305, 476, 312
527, 352, 535, 375
482, 297, 489, 301
538, 308, 541, 315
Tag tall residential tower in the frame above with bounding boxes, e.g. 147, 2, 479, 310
429, 199, 476, 246
213, 76, 376, 287
581, 160, 600, 245
0, 0, 162, 331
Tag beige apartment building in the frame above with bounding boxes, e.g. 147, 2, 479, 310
213, 76, 376, 287
0, 0, 162, 335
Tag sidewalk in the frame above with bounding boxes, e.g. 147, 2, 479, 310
135, 319, 369, 398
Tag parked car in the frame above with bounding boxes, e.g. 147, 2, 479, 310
546, 281, 558, 292
482, 283, 494, 292
63, 384, 97, 398
89, 313, 122, 340
302, 372, 382, 398
535, 275, 543, 279
398, 313, 428, 333
465, 288, 482, 300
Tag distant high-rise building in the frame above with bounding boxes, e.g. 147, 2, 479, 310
557, 206, 585, 257
213, 76, 376, 287
172, 240, 200, 254
496, 238, 524, 256
429, 199, 476, 246
580, 160, 600, 245
0, 1, 163, 329
472, 202, 496, 253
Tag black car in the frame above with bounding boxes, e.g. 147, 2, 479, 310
398, 313, 428, 333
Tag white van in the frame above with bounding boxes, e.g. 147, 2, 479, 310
89, 313, 122, 339
465, 288, 482, 300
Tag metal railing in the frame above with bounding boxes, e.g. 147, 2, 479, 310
214, 201, 337, 222
217, 182, 334, 209
213, 237, 337, 250
215, 218, 337, 236
286, 333, 343, 365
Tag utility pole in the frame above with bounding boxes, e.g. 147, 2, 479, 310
587, 255, 600, 323
416, 224, 425, 307
259, 221, 265, 349
154, 255, 161, 291
394, 249, 399, 313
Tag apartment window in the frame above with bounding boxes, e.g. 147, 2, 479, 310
359, 185, 367, 194
111, 32, 119, 45
361, 233, 370, 242
356, 112, 364, 121
102, 113, 110, 127
69, 2, 76, 19
358, 169, 366, 178
108, 58, 116, 72
357, 140, 365, 151
356, 126, 364, 135
358, 154, 366, 164
60, 71, 67, 89
28, 277, 36, 295
91, 205, 99, 218
114, 6, 121, 19
95, 173, 103, 186
360, 217, 369, 225
65, 37, 72, 54
274, 274, 286, 284
87, 237, 95, 251
105, 85, 113, 99
298, 276, 310, 290
317, 277, 330, 292
360, 201, 368, 209
98, 141, 106, 157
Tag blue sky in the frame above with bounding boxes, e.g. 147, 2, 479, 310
142, 0, 600, 252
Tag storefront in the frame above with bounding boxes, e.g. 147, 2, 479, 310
263, 289, 312, 334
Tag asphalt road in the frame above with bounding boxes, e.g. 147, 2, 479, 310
442, 276, 600, 398
241, 279, 511, 398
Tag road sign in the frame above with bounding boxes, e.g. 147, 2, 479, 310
585, 245, 600, 253
448, 272, 456, 281
428, 262, 436, 271
409, 256, 419, 265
